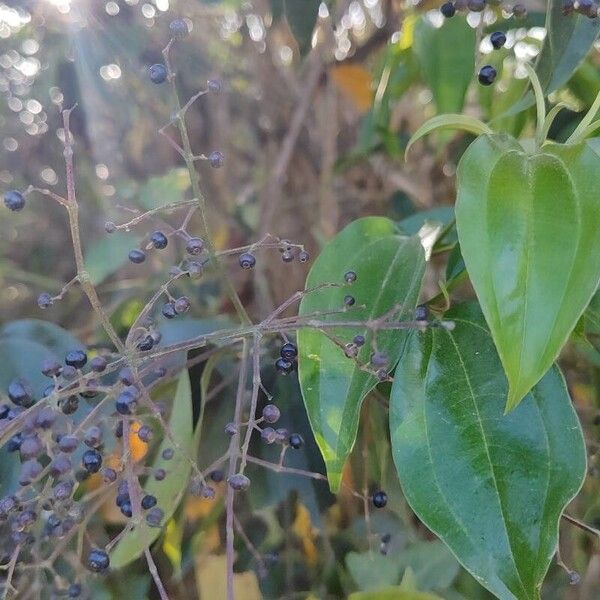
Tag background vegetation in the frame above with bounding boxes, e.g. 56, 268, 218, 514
1, 0, 600, 598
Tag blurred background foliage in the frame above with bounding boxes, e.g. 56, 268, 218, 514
0, 0, 599, 598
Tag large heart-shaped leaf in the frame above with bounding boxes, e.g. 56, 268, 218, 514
110, 370, 193, 568
456, 134, 600, 410
390, 303, 586, 600
298, 217, 426, 491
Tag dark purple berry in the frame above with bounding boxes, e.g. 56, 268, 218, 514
288, 433, 304, 449
115, 389, 137, 415
239, 252, 256, 269
490, 31, 506, 49
154, 468, 166, 481
53, 480, 74, 501
4, 190, 25, 211
84, 426, 103, 448
186, 237, 204, 255
262, 404, 280, 423
105, 221, 116, 233
478, 65, 497, 86
58, 435, 79, 453
275, 358, 294, 375
210, 470, 224, 482
65, 349, 87, 369
149, 63, 168, 84
353, 334, 365, 347
138, 425, 153, 442
261, 427, 277, 444
146, 507, 164, 527
344, 295, 355, 307
118, 368, 135, 385
280, 342, 298, 360
440, 1, 456, 16
372, 490, 388, 508
20, 435, 43, 459
41, 358, 62, 377
298, 250, 309, 263
102, 468, 117, 483
19, 459, 43, 485
81, 449, 102, 473
228, 473, 250, 491
344, 271, 357, 283
90, 356, 108, 373
275, 428, 289, 443
115, 492, 130, 508
174, 296, 191, 314
50, 454, 72, 477
162, 447, 174, 460
415, 305, 429, 321
207, 79, 221, 93
37, 292, 53, 309
8, 379, 34, 407
60, 395, 79, 415
87, 549, 110, 572
120, 501, 133, 518
68, 583, 82, 598
141, 494, 157, 510
136, 335, 155, 352
281, 250, 294, 263
208, 150, 224, 168
62, 365, 77, 379
150, 231, 168, 250
170, 18, 189, 38
162, 302, 177, 319
128, 249, 146, 264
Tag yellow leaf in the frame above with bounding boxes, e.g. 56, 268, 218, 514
185, 484, 224, 521
292, 502, 319, 566
331, 64, 373, 113
195, 554, 262, 600
129, 420, 149, 462
397, 14, 417, 51
163, 518, 183, 574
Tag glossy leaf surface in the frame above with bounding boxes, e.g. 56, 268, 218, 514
111, 371, 193, 568
456, 134, 600, 409
298, 217, 425, 491
390, 304, 586, 600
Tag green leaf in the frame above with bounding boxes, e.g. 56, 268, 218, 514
0, 319, 83, 358
298, 217, 426, 491
503, 3, 599, 116
346, 551, 402, 591
110, 371, 194, 569
390, 303, 586, 600
405, 114, 492, 159
138, 169, 189, 211
456, 134, 600, 409
413, 17, 475, 115
86, 231, 140, 285
284, 0, 320, 56
397, 541, 459, 592
349, 587, 443, 600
